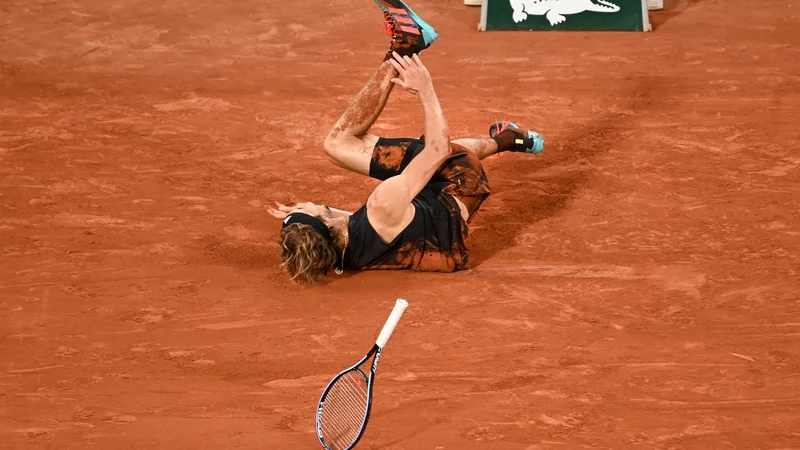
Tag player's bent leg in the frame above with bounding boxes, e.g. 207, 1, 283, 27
322, 0, 438, 176
323, 133, 380, 176
450, 138, 499, 160
450, 121, 545, 161
322, 61, 397, 175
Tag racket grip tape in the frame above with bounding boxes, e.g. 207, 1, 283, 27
375, 298, 408, 349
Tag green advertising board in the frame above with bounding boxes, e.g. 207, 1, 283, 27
479, 0, 651, 32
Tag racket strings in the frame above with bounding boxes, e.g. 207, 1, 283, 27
321, 387, 366, 447
321, 374, 368, 448
319, 370, 370, 450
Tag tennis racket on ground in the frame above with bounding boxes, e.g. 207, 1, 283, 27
315, 298, 409, 450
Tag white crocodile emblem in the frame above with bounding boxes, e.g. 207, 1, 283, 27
510, 0, 621, 26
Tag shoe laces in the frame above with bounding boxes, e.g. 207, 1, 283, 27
493, 118, 512, 136
492, 117, 512, 159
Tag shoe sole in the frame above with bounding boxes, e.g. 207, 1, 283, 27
527, 130, 545, 154
375, 0, 439, 47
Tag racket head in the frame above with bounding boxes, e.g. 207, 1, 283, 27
316, 366, 375, 450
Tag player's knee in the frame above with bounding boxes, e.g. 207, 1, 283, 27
323, 133, 361, 161
322, 134, 343, 160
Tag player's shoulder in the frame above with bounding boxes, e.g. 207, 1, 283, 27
362, 199, 416, 244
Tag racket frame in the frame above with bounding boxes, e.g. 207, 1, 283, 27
315, 343, 381, 450
315, 298, 407, 450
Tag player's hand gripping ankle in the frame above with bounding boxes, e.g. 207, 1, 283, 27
388, 51, 433, 98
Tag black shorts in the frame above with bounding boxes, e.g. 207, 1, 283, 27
368, 136, 491, 218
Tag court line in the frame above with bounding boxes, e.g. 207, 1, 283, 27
629, 397, 800, 406
0, 274, 174, 289
7, 365, 66, 374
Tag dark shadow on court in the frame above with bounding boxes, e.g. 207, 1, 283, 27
649, 0, 706, 31
466, 74, 663, 268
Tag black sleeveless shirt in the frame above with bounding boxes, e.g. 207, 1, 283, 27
342, 184, 470, 272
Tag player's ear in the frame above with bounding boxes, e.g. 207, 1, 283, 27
321, 213, 338, 225
323, 218, 340, 229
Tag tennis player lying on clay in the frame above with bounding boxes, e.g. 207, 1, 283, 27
267, 0, 545, 284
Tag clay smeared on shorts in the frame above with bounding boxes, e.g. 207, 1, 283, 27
438, 144, 491, 219
356, 137, 490, 272
369, 241, 424, 270
369, 239, 461, 273
373, 142, 406, 172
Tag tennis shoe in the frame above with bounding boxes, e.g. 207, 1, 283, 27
375, 0, 438, 60
489, 120, 545, 154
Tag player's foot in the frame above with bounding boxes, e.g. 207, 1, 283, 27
375, 0, 439, 61
489, 120, 544, 154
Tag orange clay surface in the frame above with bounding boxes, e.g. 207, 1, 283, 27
2, 0, 799, 448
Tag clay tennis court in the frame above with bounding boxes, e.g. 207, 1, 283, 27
2, 0, 799, 448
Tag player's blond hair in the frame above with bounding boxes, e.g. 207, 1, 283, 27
278, 223, 338, 284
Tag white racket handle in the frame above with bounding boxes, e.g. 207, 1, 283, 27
375, 298, 408, 349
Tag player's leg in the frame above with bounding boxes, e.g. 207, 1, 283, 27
323, 0, 439, 176
450, 138, 498, 160
322, 61, 396, 176
452, 120, 545, 160
438, 120, 544, 220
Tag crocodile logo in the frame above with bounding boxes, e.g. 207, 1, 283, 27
510, 0, 621, 26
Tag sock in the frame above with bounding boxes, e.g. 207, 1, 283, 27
491, 128, 525, 152
384, 45, 417, 61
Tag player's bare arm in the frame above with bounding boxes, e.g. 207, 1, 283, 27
366, 52, 452, 242
267, 202, 353, 220
327, 207, 354, 217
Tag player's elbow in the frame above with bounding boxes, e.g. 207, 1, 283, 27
428, 141, 451, 157
366, 191, 394, 218
366, 200, 406, 229
426, 124, 450, 150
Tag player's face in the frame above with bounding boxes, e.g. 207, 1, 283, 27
289, 202, 333, 220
